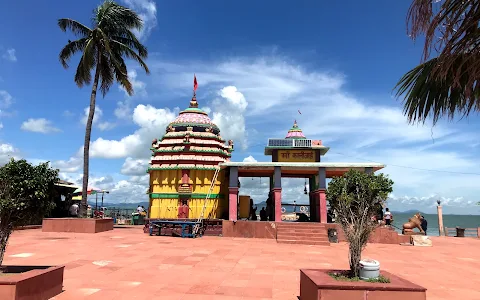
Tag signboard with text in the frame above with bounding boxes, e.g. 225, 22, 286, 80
277, 150, 317, 162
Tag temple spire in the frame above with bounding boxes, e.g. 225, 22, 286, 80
189, 74, 199, 108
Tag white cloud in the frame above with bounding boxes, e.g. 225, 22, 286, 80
121, 157, 149, 176
85, 104, 178, 159
243, 155, 257, 163
51, 156, 82, 173
0, 91, 13, 108
63, 110, 74, 117
60, 172, 149, 204
210, 86, 248, 149
2, 48, 16, 62
119, 70, 147, 97
115, 70, 148, 120
21, 118, 61, 134
121, 0, 157, 40
81, 106, 116, 131
0, 143, 20, 165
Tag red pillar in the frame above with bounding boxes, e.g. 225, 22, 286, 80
228, 187, 239, 221
273, 188, 282, 222
313, 189, 327, 223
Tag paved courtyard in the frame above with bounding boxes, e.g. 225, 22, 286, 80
4, 227, 480, 299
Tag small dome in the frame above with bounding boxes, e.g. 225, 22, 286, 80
285, 120, 306, 139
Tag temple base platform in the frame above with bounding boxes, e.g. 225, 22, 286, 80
144, 219, 223, 236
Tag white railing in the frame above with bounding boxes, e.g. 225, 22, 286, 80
267, 139, 312, 148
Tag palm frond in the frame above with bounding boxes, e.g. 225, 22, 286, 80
58, 19, 92, 37
98, 52, 115, 96
95, 0, 143, 32
96, 28, 127, 77
60, 0, 149, 96
395, 55, 480, 125
112, 31, 148, 58
59, 38, 89, 68
74, 39, 97, 87
407, 0, 480, 62
111, 50, 133, 95
111, 40, 150, 74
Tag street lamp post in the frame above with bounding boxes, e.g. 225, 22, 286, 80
101, 190, 109, 208
437, 199, 444, 236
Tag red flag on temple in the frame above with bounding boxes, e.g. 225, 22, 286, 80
193, 74, 198, 91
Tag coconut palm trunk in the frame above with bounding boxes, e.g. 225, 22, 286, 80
81, 59, 101, 217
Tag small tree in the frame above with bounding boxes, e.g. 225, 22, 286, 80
0, 159, 59, 266
327, 170, 393, 277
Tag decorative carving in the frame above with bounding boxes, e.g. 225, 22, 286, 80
178, 183, 192, 194
151, 138, 158, 146
184, 132, 191, 143
402, 213, 425, 235
205, 126, 213, 133
228, 140, 234, 150
167, 125, 175, 132
187, 126, 193, 132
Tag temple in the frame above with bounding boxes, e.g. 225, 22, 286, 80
147, 83, 384, 224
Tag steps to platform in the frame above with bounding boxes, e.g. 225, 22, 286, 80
276, 223, 330, 246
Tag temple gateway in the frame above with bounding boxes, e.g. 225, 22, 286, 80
147, 87, 384, 225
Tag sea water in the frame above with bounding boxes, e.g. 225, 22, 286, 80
388, 213, 480, 236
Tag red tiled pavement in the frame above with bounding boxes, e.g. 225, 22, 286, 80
3, 228, 480, 299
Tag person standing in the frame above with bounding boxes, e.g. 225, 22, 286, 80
384, 208, 393, 226
420, 215, 428, 235
69, 202, 79, 217
260, 207, 267, 221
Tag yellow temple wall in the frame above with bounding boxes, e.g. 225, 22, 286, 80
148, 169, 229, 219
150, 169, 182, 193
150, 198, 179, 219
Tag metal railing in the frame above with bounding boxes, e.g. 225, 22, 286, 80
267, 139, 312, 148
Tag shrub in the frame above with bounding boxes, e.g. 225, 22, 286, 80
327, 169, 393, 277
0, 159, 59, 266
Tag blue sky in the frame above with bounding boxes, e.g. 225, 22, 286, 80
0, 0, 479, 214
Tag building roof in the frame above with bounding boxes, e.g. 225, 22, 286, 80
219, 162, 385, 178
264, 120, 328, 155
285, 120, 306, 139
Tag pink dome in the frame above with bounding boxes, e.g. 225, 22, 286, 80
171, 112, 214, 125
286, 131, 306, 139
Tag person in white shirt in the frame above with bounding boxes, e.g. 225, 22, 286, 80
69, 203, 79, 217
136, 205, 144, 213
384, 208, 393, 226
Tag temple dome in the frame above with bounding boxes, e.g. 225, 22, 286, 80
285, 120, 306, 139
166, 96, 220, 133
149, 93, 234, 172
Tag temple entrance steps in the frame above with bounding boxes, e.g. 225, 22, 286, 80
276, 222, 330, 246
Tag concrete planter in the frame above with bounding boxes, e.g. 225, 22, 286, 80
0, 265, 64, 300
359, 259, 380, 280
300, 269, 426, 300
42, 218, 114, 233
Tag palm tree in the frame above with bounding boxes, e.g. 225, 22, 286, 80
395, 0, 480, 125
58, 0, 149, 216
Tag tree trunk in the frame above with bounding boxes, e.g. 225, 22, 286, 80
348, 240, 361, 277
0, 229, 12, 267
80, 63, 101, 218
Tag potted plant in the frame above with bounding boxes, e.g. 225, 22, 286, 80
300, 170, 426, 300
0, 159, 64, 300
327, 169, 393, 279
